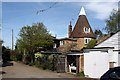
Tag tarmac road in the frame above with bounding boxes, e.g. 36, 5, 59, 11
2, 61, 99, 80
2, 61, 75, 78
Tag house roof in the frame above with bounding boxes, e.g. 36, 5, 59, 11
84, 47, 114, 53
41, 49, 62, 54
67, 53, 83, 55
96, 33, 115, 45
50, 36, 56, 39
58, 38, 77, 41
70, 7, 95, 38
70, 15, 95, 38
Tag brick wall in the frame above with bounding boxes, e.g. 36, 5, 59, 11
60, 40, 77, 46
77, 38, 87, 50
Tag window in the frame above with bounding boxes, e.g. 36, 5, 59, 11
84, 38, 91, 44
84, 27, 90, 33
61, 40, 64, 46
53, 43, 57, 48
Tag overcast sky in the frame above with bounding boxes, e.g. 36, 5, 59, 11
1, 1, 118, 49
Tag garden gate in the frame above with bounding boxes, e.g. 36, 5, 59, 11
57, 55, 67, 72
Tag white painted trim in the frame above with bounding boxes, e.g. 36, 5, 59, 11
84, 27, 90, 33
60, 40, 64, 46
84, 38, 91, 44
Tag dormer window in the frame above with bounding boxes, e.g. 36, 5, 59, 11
84, 27, 90, 33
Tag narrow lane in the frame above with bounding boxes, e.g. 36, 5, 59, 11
2, 61, 75, 78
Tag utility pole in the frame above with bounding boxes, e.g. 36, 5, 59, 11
12, 29, 14, 54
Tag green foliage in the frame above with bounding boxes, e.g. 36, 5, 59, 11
34, 54, 57, 71
36, 65, 42, 69
29, 62, 35, 66
10, 48, 22, 62
86, 39, 97, 49
16, 54, 22, 61
104, 9, 120, 34
10, 56, 17, 61
2, 46, 10, 62
78, 72, 85, 77
24, 55, 31, 64
35, 52, 43, 59
42, 62, 48, 70
16, 22, 54, 63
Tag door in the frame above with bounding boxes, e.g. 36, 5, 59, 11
57, 55, 67, 72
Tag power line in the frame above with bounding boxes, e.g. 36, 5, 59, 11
36, 2, 57, 15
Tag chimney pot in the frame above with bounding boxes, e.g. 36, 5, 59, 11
69, 21, 72, 38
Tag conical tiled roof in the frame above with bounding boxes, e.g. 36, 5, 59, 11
70, 7, 95, 38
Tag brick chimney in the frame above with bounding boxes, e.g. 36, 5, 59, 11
69, 21, 72, 38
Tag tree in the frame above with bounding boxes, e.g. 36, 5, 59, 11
94, 29, 103, 40
2, 46, 10, 62
16, 22, 54, 63
104, 9, 120, 34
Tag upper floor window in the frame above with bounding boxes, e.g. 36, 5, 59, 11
84, 27, 90, 33
84, 38, 91, 44
60, 40, 64, 46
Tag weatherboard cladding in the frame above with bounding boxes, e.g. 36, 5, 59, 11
95, 31, 120, 50
70, 15, 95, 38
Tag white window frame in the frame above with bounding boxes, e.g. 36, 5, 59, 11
60, 40, 64, 46
84, 38, 91, 44
84, 27, 90, 33
53, 43, 57, 48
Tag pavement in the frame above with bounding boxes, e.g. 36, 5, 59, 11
2, 61, 75, 78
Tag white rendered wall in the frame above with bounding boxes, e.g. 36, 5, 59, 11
118, 54, 120, 66
118, 31, 120, 50
95, 32, 120, 67
113, 52, 118, 67
84, 51, 109, 78
108, 49, 118, 66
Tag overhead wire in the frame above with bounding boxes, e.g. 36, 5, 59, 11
36, 2, 57, 15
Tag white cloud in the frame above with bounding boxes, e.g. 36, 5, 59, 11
57, 33, 68, 39
49, 30, 56, 35
85, 2, 118, 20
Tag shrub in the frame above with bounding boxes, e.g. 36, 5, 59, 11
78, 72, 85, 77
16, 54, 22, 61
86, 39, 97, 49
36, 65, 42, 68
10, 56, 17, 61
29, 62, 35, 66
42, 62, 48, 70
2, 46, 10, 63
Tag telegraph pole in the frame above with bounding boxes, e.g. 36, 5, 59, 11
12, 29, 14, 54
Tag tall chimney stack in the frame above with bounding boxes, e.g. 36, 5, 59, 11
69, 21, 72, 38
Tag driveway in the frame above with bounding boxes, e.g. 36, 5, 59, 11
2, 61, 75, 78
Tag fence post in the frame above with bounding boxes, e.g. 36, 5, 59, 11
76, 55, 80, 75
